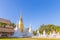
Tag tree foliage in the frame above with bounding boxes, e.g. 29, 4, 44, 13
39, 24, 60, 34
33, 24, 60, 35
0, 22, 7, 27
0, 22, 16, 28
10, 22, 16, 28
33, 30, 37, 35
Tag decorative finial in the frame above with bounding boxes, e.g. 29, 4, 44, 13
20, 11, 22, 18
20, 11, 22, 15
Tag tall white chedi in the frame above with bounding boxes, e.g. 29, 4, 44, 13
11, 13, 33, 37
11, 13, 25, 37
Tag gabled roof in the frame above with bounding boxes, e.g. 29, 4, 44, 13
0, 18, 11, 25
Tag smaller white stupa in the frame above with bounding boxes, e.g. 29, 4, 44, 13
36, 30, 40, 37
56, 32, 60, 38
42, 30, 47, 38
27, 24, 33, 37
29, 24, 32, 33
48, 32, 52, 38
51, 31, 56, 38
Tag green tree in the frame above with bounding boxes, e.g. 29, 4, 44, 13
33, 31, 37, 35
39, 24, 60, 35
0, 22, 7, 28
10, 22, 16, 28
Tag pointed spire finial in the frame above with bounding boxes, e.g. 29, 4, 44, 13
20, 11, 22, 19
20, 11, 22, 15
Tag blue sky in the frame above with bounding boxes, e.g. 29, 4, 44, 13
0, 0, 60, 30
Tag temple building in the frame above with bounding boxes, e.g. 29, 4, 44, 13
0, 18, 15, 37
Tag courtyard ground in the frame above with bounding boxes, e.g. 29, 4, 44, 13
0, 38, 60, 40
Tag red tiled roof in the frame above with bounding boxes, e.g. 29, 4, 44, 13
0, 18, 11, 25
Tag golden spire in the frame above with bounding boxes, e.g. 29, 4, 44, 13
19, 12, 24, 32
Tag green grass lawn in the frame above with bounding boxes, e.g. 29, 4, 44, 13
0, 38, 60, 40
